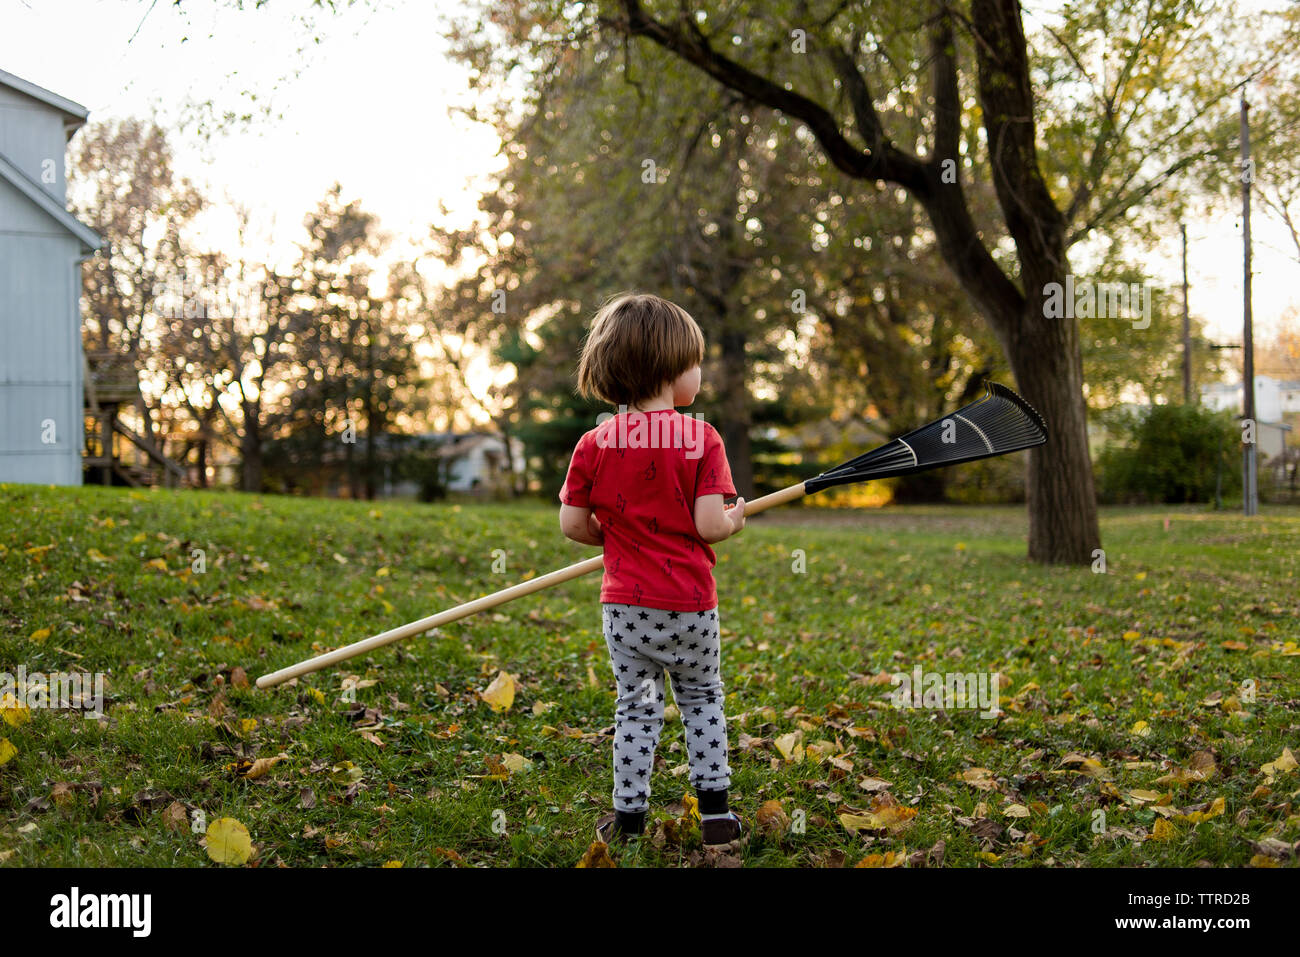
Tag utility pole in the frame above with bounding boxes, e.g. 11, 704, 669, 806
1181, 223, 1192, 404
1241, 93, 1258, 516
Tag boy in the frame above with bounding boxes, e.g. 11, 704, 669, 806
559, 292, 747, 847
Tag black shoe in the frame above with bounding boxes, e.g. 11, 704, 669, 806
700, 810, 744, 846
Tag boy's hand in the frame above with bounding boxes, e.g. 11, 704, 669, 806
725, 497, 746, 536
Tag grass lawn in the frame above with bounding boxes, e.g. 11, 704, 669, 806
1, 484, 1297, 868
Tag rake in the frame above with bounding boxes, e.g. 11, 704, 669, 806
255, 380, 1046, 689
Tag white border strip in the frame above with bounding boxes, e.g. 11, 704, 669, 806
897, 438, 918, 467
954, 414, 994, 452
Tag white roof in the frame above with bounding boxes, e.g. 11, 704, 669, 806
0, 67, 90, 135
0, 150, 101, 252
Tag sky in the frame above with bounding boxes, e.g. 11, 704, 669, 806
1, 0, 1297, 388
2, 0, 503, 271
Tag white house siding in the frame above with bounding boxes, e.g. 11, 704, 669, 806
0, 229, 83, 483
0, 84, 69, 204
0, 73, 96, 486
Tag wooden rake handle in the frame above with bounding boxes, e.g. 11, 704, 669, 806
255, 482, 807, 689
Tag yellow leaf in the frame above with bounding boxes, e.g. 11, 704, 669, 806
1122, 630, 1142, 640
774, 731, 804, 762
1130, 720, 1150, 737
244, 753, 288, 780
1059, 754, 1112, 780
146, 558, 168, 572
959, 767, 998, 790
682, 793, 699, 821
333, 552, 348, 564
307, 687, 326, 705
329, 761, 363, 784
376, 566, 390, 577
1261, 747, 1298, 783
1181, 796, 1226, 824
501, 752, 533, 774
205, 817, 252, 865
576, 841, 616, 868
1003, 803, 1031, 818
1149, 818, 1176, 842
0, 693, 30, 727
856, 849, 908, 867
382, 860, 403, 868
1126, 789, 1165, 803
839, 801, 917, 834
480, 671, 516, 712
0, 738, 16, 765
131, 532, 147, 544
86, 548, 109, 563
29, 628, 50, 644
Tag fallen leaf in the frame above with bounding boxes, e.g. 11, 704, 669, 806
755, 800, 790, 837
856, 849, 909, 867
840, 798, 918, 834
774, 730, 804, 762
576, 841, 615, 868
1156, 750, 1217, 786
1, 694, 30, 727
1260, 747, 1298, 784
205, 817, 253, 865
1180, 796, 1226, 824
959, 767, 998, 790
162, 802, 188, 832
1149, 818, 1176, 842
243, 753, 288, 780
479, 671, 516, 712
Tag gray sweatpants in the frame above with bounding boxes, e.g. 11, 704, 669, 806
601, 602, 732, 813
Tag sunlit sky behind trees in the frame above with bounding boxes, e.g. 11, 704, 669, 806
3, 0, 1298, 410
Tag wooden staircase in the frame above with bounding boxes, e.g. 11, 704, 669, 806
83, 349, 188, 488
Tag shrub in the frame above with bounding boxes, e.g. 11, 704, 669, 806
1095, 404, 1241, 504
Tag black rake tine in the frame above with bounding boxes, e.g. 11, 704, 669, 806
804, 380, 1048, 491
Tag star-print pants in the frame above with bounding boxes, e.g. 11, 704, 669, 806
601, 602, 732, 813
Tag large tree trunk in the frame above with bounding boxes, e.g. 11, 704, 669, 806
241, 413, 263, 492
717, 325, 753, 498
1004, 298, 1101, 562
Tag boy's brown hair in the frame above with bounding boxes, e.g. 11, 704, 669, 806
576, 292, 705, 407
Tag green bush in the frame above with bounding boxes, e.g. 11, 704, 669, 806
1096, 403, 1241, 504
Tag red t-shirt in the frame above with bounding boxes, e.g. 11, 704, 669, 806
559, 410, 736, 611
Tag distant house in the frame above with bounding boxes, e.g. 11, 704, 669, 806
379, 431, 524, 498
261, 430, 524, 499
1201, 376, 1296, 461
0, 68, 101, 485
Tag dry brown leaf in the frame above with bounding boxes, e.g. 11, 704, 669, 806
576, 841, 616, 868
